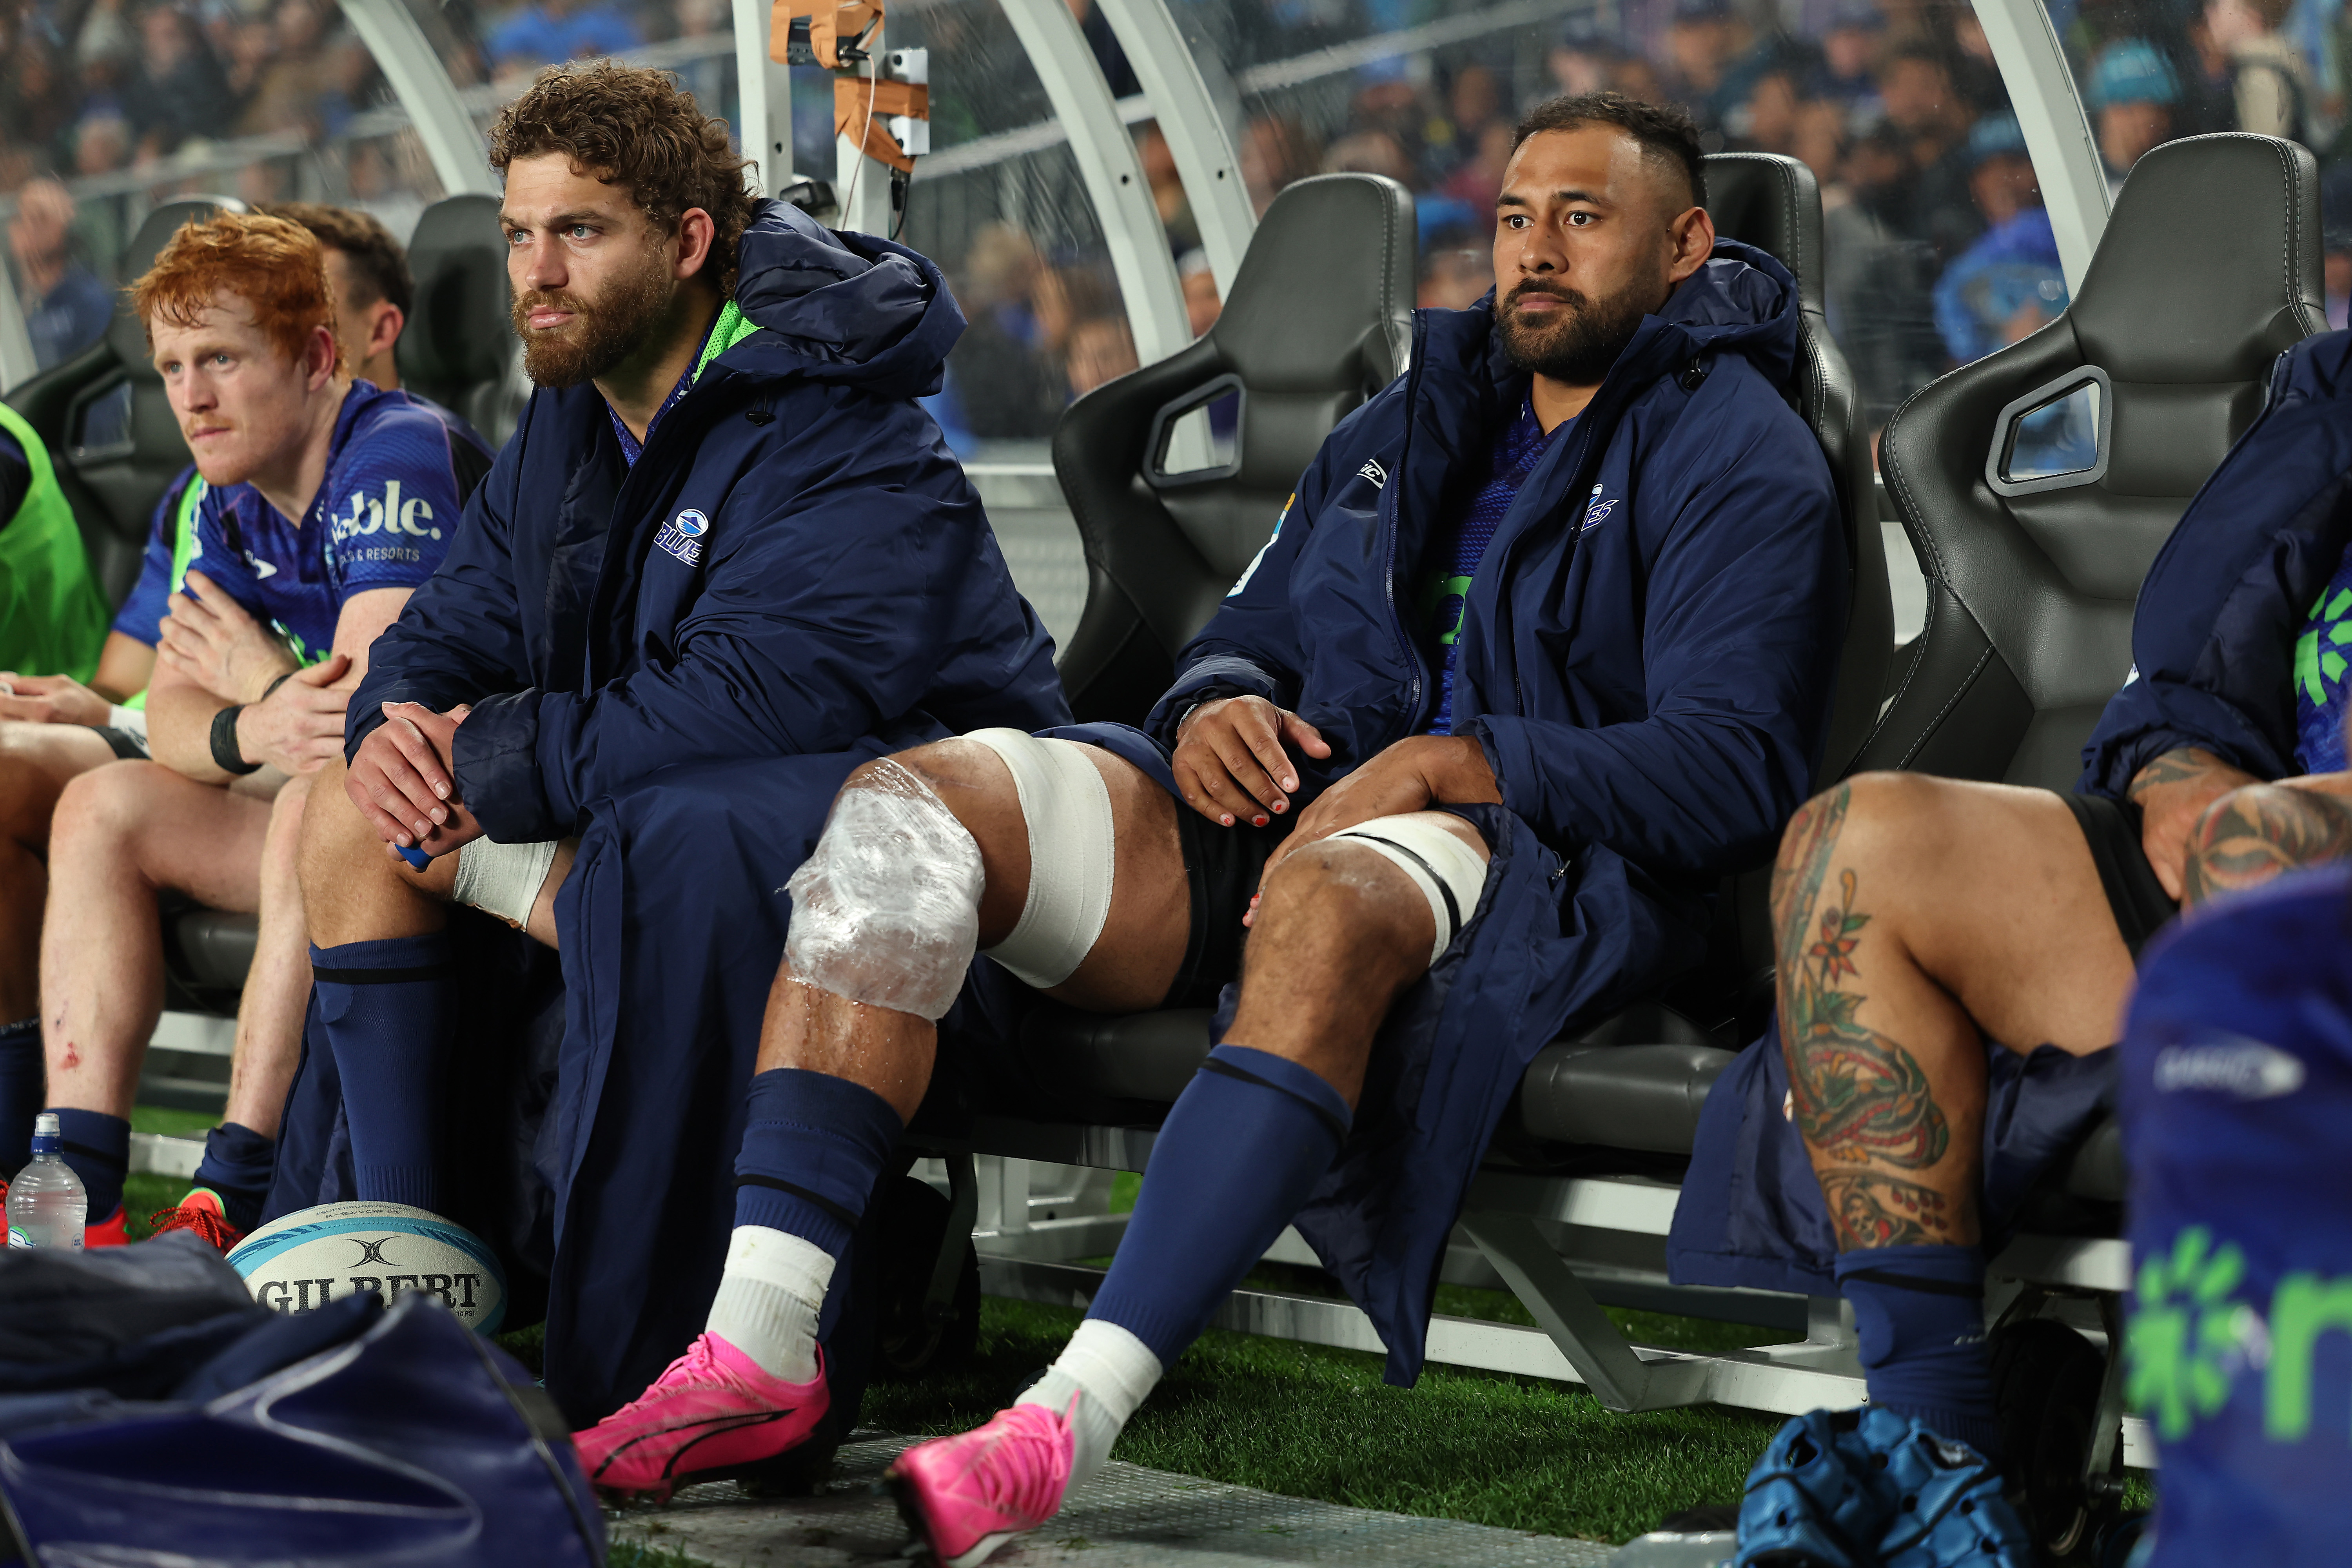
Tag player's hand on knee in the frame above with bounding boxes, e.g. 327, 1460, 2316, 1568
2127, 746, 2264, 899
1172, 695, 1330, 828
1251, 735, 1497, 915
235, 655, 350, 776
347, 701, 483, 856
0, 671, 109, 726
161, 571, 300, 702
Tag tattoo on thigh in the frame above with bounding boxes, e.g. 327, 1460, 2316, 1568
1773, 788, 1958, 1247
2183, 788, 2352, 907
1819, 1170, 1951, 1249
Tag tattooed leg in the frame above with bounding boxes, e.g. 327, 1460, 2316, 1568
1768, 774, 2134, 1252
2183, 782, 2352, 907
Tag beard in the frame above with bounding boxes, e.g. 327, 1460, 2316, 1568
1495, 276, 1654, 386
511, 240, 677, 388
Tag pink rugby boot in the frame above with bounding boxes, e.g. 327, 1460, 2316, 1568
570, 1333, 829, 1504
887, 1401, 1077, 1567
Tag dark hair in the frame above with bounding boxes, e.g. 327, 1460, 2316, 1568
257, 201, 412, 316
488, 62, 759, 298
1510, 92, 1707, 210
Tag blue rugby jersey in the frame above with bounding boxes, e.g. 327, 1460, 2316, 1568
2294, 537, 2352, 774
187, 383, 467, 663
1418, 399, 1566, 734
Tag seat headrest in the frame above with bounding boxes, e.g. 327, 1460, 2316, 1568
2069, 133, 2321, 382
397, 194, 516, 390
107, 196, 247, 377
1207, 173, 1414, 393
1701, 152, 1823, 317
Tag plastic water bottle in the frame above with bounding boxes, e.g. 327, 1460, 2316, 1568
7, 1112, 87, 1249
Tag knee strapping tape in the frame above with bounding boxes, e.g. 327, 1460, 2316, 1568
1328, 814, 1489, 965
965, 729, 1116, 990
451, 837, 561, 927
784, 759, 984, 1020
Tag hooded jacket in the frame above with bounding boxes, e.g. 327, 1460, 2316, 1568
349, 200, 1065, 832
1108, 241, 1847, 1384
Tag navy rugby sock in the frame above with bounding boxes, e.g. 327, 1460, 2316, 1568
1087, 1044, 1350, 1366
50, 1107, 127, 1221
310, 934, 454, 1213
191, 1121, 276, 1233
732, 1067, 904, 1255
0, 1017, 41, 1174
1836, 1243, 2003, 1462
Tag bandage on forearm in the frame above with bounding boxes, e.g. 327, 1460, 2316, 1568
451, 837, 561, 927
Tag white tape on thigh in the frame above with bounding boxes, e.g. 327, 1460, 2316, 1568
450, 837, 561, 927
1329, 813, 1490, 965
965, 728, 1116, 990
784, 759, 983, 1020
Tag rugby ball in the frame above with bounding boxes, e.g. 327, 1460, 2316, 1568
226, 1201, 507, 1335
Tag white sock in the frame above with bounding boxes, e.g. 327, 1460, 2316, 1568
704, 1225, 834, 1385
1015, 1319, 1163, 1490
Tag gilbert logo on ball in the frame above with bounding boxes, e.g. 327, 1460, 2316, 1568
226, 1201, 507, 1335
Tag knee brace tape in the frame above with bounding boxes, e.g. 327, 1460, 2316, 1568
450, 837, 560, 927
965, 728, 1116, 990
1328, 814, 1489, 966
784, 760, 984, 1020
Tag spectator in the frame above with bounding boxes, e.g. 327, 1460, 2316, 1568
1611, 54, 1672, 105
7, 179, 111, 370
1064, 314, 1136, 399
236, 0, 326, 135
484, 0, 642, 74
128, 4, 233, 160
1661, 0, 1747, 133
1878, 44, 1982, 260
71, 113, 129, 177
1416, 226, 1490, 310
2090, 38, 2181, 184
1439, 61, 1506, 163
1932, 113, 2068, 363
1238, 113, 1318, 214
1321, 128, 1416, 184
1827, 121, 1947, 428
2206, 0, 2313, 141
1791, 98, 1849, 189
1136, 125, 1198, 255
1438, 120, 1515, 217
1731, 66, 1804, 152
935, 225, 1063, 442
1, 37, 78, 167
1813, 0, 1886, 118
1548, 16, 1619, 96
1347, 68, 1432, 181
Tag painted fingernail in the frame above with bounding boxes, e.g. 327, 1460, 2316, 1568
1252, 815, 1269, 827
1220, 814, 1234, 826
1271, 800, 1288, 813
1283, 775, 1298, 791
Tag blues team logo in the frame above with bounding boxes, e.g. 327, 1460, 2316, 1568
1581, 483, 1619, 532
657, 508, 710, 567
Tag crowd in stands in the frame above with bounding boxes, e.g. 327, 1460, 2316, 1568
924, 0, 2352, 443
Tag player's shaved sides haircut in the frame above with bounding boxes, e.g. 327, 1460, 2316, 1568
260, 201, 413, 316
1512, 92, 1708, 213
489, 61, 760, 298
131, 211, 342, 374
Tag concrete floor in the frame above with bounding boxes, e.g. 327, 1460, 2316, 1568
606, 1432, 1617, 1568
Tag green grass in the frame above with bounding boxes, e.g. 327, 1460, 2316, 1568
606, 1542, 716, 1568
861, 1295, 1783, 1545
129, 1105, 218, 1138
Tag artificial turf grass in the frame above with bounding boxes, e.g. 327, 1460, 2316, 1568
859, 1294, 1784, 1546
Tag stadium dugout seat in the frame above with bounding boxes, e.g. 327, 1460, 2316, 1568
396, 194, 524, 450
4, 197, 245, 606
929, 136, 2320, 1549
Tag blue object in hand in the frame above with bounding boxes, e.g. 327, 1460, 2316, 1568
396, 845, 431, 871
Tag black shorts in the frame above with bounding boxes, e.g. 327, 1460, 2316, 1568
2062, 791, 2178, 957
94, 725, 149, 761
1162, 804, 1295, 1008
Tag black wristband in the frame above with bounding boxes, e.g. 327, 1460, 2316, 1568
260, 670, 295, 702
210, 705, 261, 776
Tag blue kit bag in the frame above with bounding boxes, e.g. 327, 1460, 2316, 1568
2122, 862, 2352, 1566
0, 1232, 602, 1565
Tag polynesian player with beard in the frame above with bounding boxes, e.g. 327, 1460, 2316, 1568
276, 62, 1063, 1443
566, 92, 1851, 1539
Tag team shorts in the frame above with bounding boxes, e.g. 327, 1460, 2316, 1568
2060, 790, 2178, 957
94, 725, 150, 761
